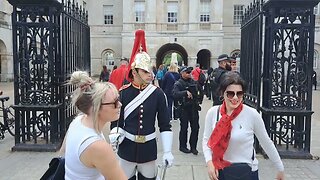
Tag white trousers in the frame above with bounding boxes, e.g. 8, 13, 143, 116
119, 158, 157, 178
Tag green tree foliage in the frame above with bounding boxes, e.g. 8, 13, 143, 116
162, 52, 183, 66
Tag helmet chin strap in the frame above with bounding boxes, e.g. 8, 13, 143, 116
133, 69, 149, 87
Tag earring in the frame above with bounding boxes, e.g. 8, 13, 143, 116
219, 96, 224, 101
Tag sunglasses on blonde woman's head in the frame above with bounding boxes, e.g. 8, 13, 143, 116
225, 91, 244, 99
101, 97, 121, 108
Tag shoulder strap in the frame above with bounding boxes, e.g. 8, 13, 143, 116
79, 135, 102, 156
215, 105, 221, 124
124, 84, 157, 119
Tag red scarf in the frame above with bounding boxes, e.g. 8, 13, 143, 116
207, 101, 243, 169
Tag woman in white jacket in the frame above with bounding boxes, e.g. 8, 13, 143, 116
202, 71, 284, 180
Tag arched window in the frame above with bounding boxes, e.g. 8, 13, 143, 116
230, 49, 240, 58
102, 49, 115, 69
314, 50, 318, 69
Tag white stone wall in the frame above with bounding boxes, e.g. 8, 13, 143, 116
0, 0, 13, 81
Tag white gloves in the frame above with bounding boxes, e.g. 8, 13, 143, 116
160, 131, 174, 167
108, 127, 125, 151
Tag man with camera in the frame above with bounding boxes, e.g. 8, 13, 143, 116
173, 66, 202, 155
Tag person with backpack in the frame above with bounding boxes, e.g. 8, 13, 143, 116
210, 54, 232, 106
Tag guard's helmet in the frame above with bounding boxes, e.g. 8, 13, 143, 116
131, 51, 151, 73
127, 30, 152, 81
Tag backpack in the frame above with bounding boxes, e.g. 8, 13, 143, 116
198, 70, 206, 86
211, 68, 227, 105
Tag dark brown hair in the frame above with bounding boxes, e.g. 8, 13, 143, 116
218, 71, 247, 96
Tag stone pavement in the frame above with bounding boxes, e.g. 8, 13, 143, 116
1, 82, 320, 179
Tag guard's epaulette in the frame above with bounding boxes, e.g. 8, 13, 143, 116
119, 83, 131, 91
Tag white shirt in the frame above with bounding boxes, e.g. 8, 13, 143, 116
65, 115, 105, 180
202, 105, 284, 172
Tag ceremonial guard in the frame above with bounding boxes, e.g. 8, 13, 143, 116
110, 30, 174, 180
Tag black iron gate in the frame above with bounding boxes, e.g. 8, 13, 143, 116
241, 1, 263, 110
8, 0, 90, 151
242, 0, 319, 158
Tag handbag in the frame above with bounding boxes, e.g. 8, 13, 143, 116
40, 157, 65, 180
215, 106, 254, 180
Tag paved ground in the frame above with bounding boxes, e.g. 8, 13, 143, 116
1, 82, 320, 179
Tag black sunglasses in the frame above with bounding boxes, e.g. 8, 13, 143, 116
101, 97, 121, 108
225, 91, 244, 99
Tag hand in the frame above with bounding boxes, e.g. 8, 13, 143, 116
109, 127, 125, 151
276, 171, 285, 180
162, 152, 174, 167
108, 133, 124, 151
186, 91, 193, 99
207, 161, 219, 180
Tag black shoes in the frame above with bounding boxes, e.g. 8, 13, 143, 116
179, 146, 198, 155
179, 147, 191, 154
191, 149, 198, 155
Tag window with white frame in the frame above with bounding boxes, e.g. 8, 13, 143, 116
167, 2, 178, 23
135, 1, 145, 22
314, 50, 318, 68
200, 0, 210, 22
103, 5, 113, 25
83, 1, 86, 9
233, 5, 244, 25
102, 50, 115, 69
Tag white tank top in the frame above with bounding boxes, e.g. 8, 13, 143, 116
65, 115, 105, 180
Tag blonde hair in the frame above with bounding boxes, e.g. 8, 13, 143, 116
69, 71, 118, 133
168, 63, 178, 73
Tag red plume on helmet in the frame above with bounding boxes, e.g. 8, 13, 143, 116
127, 30, 148, 82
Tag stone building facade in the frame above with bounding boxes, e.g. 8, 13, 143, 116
0, 0, 319, 81
87, 0, 248, 75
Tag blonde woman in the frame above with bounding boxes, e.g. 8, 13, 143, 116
61, 71, 127, 180
162, 63, 180, 120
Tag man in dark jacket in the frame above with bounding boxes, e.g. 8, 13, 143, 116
211, 54, 232, 105
172, 66, 202, 155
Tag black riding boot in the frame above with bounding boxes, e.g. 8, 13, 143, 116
137, 172, 156, 180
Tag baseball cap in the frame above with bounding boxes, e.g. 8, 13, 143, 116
180, 66, 193, 73
217, 54, 229, 62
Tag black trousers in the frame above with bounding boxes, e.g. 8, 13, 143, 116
179, 107, 199, 149
218, 169, 259, 180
